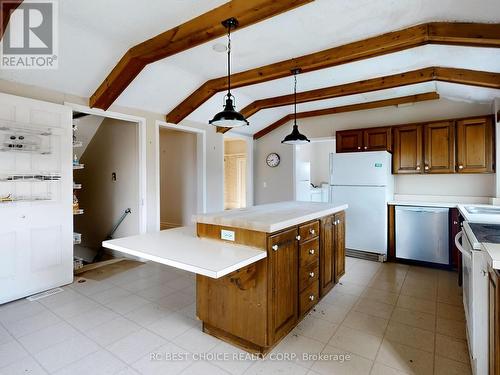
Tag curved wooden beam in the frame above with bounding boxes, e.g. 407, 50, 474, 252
89, 0, 314, 110
253, 92, 440, 139
1, 0, 22, 40
165, 22, 500, 125
238, 67, 500, 120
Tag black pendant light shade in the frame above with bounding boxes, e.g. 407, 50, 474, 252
281, 68, 310, 144
209, 18, 249, 128
281, 124, 310, 144
209, 95, 249, 127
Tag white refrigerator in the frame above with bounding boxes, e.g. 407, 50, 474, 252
329, 151, 393, 256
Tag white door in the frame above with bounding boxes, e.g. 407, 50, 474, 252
0, 93, 73, 304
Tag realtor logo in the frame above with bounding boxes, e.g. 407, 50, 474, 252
1, 0, 58, 69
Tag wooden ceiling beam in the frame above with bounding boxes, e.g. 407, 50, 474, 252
237, 67, 500, 120
253, 92, 440, 139
164, 22, 500, 125
1, 0, 22, 40
89, 0, 314, 110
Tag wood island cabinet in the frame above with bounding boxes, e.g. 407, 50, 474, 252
457, 117, 494, 173
490, 268, 500, 375
196, 211, 346, 354
269, 228, 298, 342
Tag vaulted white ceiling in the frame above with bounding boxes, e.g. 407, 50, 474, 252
0, 0, 499, 136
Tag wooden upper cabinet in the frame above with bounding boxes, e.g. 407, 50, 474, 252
364, 127, 392, 152
456, 117, 494, 173
268, 228, 298, 342
393, 124, 423, 174
336, 130, 363, 153
424, 121, 455, 174
336, 127, 391, 153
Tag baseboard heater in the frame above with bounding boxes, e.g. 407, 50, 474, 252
346, 248, 386, 263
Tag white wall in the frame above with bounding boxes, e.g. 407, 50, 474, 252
0, 79, 225, 232
254, 98, 495, 204
75, 117, 139, 249
159, 128, 197, 227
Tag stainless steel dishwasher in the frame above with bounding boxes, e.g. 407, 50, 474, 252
395, 206, 450, 264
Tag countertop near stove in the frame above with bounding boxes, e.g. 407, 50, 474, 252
464, 222, 500, 270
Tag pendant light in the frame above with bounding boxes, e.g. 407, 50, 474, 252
209, 17, 249, 128
281, 68, 310, 144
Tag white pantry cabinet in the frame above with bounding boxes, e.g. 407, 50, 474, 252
0, 93, 73, 304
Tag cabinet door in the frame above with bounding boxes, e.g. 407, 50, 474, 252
334, 212, 346, 282
268, 228, 298, 342
424, 121, 455, 174
336, 130, 363, 153
320, 215, 334, 297
393, 125, 423, 174
363, 127, 392, 152
490, 269, 500, 375
457, 117, 494, 173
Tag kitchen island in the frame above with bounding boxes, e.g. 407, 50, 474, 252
194, 201, 347, 354
104, 201, 347, 354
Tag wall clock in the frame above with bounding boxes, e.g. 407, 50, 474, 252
266, 153, 280, 167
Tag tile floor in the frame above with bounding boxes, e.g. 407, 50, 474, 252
0, 257, 471, 375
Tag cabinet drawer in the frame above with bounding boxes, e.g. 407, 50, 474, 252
300, 281, 319, 316
299, 261, 319, 292
299, 238, 319, 267
299, 221, 319, 243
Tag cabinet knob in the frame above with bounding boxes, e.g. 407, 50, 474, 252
458, 165, 464, 170
272, 245, 278, 251
337, 220, 341, 225
309, 272, 315, 278
416, 165, 421, 171
309, 249, 315, 255
296, 235, 301, 241
309, 295, 315, 301
364, 146, 368, 150
424, 165, 429, 171
309, 228, 315, 235
357, 146, 361, 150
453, 221, 458, 225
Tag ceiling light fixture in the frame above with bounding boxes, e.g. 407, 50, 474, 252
281, 68, 310, 145
209, 17, 249, 128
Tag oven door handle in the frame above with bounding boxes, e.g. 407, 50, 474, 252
455, 231, 472, 260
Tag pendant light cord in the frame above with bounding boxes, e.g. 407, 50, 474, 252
294, 71, 297, 126
227, 24, 232, 98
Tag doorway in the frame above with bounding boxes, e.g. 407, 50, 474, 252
294, 138, 335, 202
224, 138, 247, 210
66, 104, 147, 265
156, 122, 206, 231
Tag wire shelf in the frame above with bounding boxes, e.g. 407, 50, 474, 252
73, 164, 84, 170
0, 173, 61, 182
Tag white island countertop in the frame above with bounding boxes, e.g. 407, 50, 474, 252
102, 227, 266, 278
193, 201, 348, 233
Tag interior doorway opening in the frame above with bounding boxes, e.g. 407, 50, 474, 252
224, 138, 247, 210
294, 138, 335, 203
72, 113, 143, 265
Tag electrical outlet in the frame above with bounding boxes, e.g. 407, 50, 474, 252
221, 229, 235, 241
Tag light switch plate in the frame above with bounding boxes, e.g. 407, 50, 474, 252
221, 229, 235, 241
